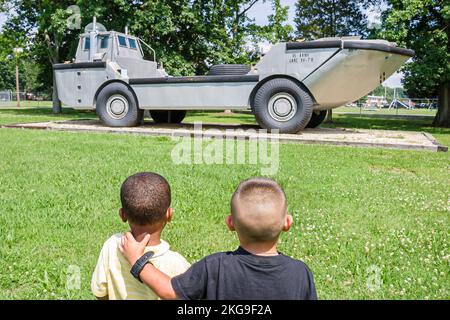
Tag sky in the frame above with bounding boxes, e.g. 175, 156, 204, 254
0, 1, 403, 88
248, 0, 383, 29
0, 13, 5, 27
248, 0, 297, 25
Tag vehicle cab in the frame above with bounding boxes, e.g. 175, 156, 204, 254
74, 21, 166, 79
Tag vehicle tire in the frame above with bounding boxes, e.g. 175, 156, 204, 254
96, 82, 143, 127
306, 110, 327, 128
252, 78, 314, 133
150, 110, 187, 124
207, 64, 251, 76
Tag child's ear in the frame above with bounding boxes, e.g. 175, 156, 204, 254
166, 207, 173, 222
282, 214, 293, 232
225, 215, 235, 231
119, 208, 127, 223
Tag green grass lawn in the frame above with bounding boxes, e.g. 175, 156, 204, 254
0, 107, 449, 300
0, 104, 96, 125
336, 106, 437, 116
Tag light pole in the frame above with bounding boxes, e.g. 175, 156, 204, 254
13, 47, 23, 108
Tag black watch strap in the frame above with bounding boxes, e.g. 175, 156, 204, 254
130, 251, 155, 282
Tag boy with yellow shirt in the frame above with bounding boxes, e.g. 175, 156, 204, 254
91, 172, 190, 300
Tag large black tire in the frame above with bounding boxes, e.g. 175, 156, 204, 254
150, 110, 187, 124
253, 78, 314, 133
96, 82, 143, 127
207, 64, 251, 76
306, 110, 327, 128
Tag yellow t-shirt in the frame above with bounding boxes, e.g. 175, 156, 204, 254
91, 233, 190, 300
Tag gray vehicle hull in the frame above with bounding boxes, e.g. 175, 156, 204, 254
54, 40, 412, 112
54, 26, 413, 132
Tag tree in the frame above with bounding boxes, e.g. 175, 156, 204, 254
0, 28, 43, 95
294, 0, 373, 122
380, 0, 450, 127
267, 0, 294, 43
370, 85, 406, 100
0, 0, 90, 112
22, 59, 42, 94
294, 0, 370, 40
227, 0, 261, 58
0, 59, 17, 91
251, 0, 294, 44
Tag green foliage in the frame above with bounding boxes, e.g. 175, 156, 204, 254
294, 0, 370, 39
0, 59, 16, 90
370, 85, 407, 100
380, 0, 450, 126
251, 0, 294, 44
0, 54, 43, 92
381, 0, 449, 98
267, 0, 294, 42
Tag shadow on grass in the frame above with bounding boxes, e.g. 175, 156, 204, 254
186, 112, 255, 122
2, 108, 252, 121
326, 114, 450, 136
0, 107, 96, 118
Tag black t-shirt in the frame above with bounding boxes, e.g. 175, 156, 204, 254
171, 246, 317, 300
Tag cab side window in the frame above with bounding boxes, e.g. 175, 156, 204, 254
118, 35, 127, 47
128, 38, 137, 50
84, 37, 90, 50
99, 36, 109, 49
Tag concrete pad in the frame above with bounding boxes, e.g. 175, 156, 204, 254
2, 119, 447, 152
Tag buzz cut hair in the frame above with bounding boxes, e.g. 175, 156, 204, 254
120, 172, 171, 226
230, 177, 287, 243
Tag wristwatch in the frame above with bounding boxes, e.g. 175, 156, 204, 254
130, 251, 155, 282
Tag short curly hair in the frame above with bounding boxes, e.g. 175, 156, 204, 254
120, 172, 171, 225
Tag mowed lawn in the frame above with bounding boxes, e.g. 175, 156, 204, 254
0, 106, 449, 300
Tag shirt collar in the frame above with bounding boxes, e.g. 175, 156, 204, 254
144, 239, 170, 257
236, 246, 281, 256
234, 246, 286, 265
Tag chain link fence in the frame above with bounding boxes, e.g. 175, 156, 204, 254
0, 90, 51, 108
333, 96, 438, 118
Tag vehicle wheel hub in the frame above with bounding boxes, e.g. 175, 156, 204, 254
106, 95, 129, 120
268, 93, 297, 122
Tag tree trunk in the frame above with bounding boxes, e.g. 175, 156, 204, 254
52, 71, 62, 114
432, 82, 450, 127
325, 109, 333, 123
47, 32, 62, 114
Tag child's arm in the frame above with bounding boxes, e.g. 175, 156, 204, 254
136, 263, 178, 300
119, 232, 178, 300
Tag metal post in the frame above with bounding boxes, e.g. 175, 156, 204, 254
13, 47, 23, 108
395, 88, 398, 116
15, 63, 20, 108
89, 17, 98, 62
52, 72, 62, 114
